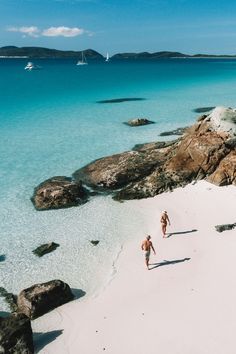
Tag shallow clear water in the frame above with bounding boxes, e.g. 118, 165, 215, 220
1, 58, 236, 311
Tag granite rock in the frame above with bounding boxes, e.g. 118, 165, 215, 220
38, 106, 236, 204
32, 242, 60, 257
17, 280, 74, 319
31, 176, 89, 210
124, 118, 155, 126
215, 223, 236, 232
0, 313, 34, 354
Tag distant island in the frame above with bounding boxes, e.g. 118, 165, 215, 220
1, 46, 236, 60
0, 46, 103, 60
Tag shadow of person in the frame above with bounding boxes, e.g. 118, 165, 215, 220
149, 257, 190, 270
71, 288, 86, 300
167, 229, 197, 237
0, 255, 6, 262
34, 330, 63, 353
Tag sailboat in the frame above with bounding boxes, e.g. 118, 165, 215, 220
76, 51, 88, 66
24, 62, 41, 70
105, 52, 110, 62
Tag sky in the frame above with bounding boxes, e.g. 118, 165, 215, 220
1, 0, 236, 55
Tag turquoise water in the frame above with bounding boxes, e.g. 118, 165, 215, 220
1, 58, 236, 311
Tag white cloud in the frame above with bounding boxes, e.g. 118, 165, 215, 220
7, 26, 40, 37
6, 25, 90, 38
42, 26, 84, 37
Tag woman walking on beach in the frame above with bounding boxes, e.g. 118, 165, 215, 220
160, 210, 170, 238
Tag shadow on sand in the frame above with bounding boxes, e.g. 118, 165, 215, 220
149, 257, 190, 270
34, 330, 63, 353
0, 255, 6, 262
167, 229, 197, 237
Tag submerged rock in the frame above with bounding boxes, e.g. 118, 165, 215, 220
193, 106, 215, 113
0, 254, 6, 262
159, 126, 188, 136
132, 140, 178, 152
33, 242, 60, 257
96, 97, 145, 103
124, 118, 155, 126
17, 280, 74, 319
90, 240, 100, 246
0, 287, 17, 312
31, 176, 89, 210
0, 313, 34, 354
215, 223, 236, 233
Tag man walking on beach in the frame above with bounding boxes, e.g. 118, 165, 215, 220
141, 235, 156, 270
160, 210, 170, 238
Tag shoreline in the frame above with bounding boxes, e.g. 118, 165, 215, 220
32, 181, 236, 353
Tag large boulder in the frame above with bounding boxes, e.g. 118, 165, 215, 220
0, 313, 34, 354
73, 149, 168, 190
31, 176, 89, 210
164, 124, 230, 184
17, 280, 74, 319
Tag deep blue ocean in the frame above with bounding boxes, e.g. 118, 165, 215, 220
1, 58, 236, 311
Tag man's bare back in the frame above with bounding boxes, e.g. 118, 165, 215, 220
141, 239, 153, 251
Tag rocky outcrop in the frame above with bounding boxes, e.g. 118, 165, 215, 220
215, 223, 236, 233
0, 313, 34, 354
73, 107, 236, 200
124, 118, 155, 127
34, 107, 235, 206
32, 242, 60, 257
17, 280, 74, 319
31, 176, 89, 210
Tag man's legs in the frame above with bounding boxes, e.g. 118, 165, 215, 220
162, 223, 167, 237
145, 251, 150, 270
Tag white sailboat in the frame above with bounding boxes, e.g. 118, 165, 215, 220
76, 51, 88, 66
24, 62, 41, 70
105, 52, 110, 62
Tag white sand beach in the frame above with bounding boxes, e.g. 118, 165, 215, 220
33, 180, 236, 354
